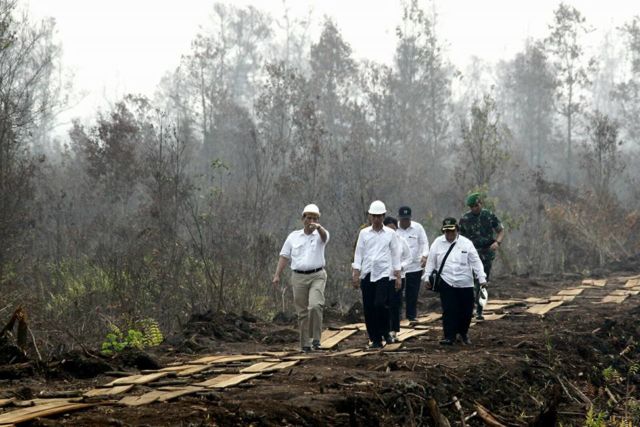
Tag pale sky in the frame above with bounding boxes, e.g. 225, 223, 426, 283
25, 0, 640, 125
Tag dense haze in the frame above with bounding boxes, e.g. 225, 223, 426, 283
1, 0, 639, 350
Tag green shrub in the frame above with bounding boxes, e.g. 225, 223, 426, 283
100, 318, 163, 356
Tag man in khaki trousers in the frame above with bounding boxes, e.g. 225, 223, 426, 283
272, 204, 329, 352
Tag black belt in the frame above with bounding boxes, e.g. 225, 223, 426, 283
293, 267, 324, 275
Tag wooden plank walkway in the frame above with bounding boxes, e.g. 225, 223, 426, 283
3, 271, 639, 425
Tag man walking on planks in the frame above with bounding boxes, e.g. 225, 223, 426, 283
273, 204, 329, 352
352, 200, 402, 349
424, 217, 487, 345
459, 193, 504, 321
395, 206, 430, 321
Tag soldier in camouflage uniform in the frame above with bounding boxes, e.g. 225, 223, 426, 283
459, 193, 504, 321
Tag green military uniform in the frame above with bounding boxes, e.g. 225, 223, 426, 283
459, 195, 503, 318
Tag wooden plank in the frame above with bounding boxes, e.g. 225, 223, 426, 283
524, 297, 548, 303
481, 313, 506, 321
395, 329, 429, 342
599, 295, 627, 304
340, 323, 365, 330
129, 372, 169, 385
320, 329, 341, 342
261, 360, 299, 372
549, 295, 576, 302
105, 375, 143, 386
211, 355, 268, 364
0, 398, 15, 407
176, 365, 218, 377
195, 373, 260, 389
190, 354, 233, 364
526, 301, 564, 315
84, 385, 134, 397
557, 288, 584, 296
381, 342, 403, 351
582, 279, 607, 287
158, 364, 200, 372
284, 353, 321, 361
119, 390, 166, 407
240, 361, 279, 374
106, 372, 168, 386
326, 348, 360, 357
260, 351, 291, 358
482, 303, 509, 312
320, 329, 358, 349
623, 279, 640, 288
347, 350, 371, 357
414, 313, 442, 324
156, 386, 204, 402
610, 289, 639, 296
0, 401, 93, 425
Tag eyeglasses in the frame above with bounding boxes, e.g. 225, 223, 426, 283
370, 214, 384, 218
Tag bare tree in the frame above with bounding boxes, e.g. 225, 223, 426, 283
0, 1, 62, 280
544, 3, 593, 187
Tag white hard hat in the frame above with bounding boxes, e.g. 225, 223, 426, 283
368, 200, 386, 215
302, 203, 320, 217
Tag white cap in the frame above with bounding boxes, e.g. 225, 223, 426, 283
368, 200, 386, 215
302, 203, 321, 217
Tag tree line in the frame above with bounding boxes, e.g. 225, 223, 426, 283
1, 0, 639, 350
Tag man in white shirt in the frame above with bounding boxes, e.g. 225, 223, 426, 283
382, 216, 412, 342
396, 206, 429, 321
423, 217, 486, 345
352, 200, 402, 349
273, 204, 329, 352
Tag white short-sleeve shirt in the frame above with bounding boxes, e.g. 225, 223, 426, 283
280, 229, 329, 271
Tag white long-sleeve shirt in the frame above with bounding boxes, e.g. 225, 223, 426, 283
423, 234, 486, 288
352, 225, 402, 282
396, 221, 429, 273
390, 234, 412, 279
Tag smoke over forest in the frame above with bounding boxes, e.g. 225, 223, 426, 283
1, 0, 639, 348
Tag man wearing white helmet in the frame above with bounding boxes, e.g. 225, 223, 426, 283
273, 204, 329, 352
352, 200, 402, 349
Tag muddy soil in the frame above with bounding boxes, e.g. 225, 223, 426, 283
2, 269, 640, 426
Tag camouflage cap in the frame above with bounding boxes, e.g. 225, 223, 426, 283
466, 192, 481, 207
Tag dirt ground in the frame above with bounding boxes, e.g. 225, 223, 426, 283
2, 267, 640, 426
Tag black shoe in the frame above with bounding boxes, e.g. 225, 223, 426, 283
439, 338, 454, 346
301, 346, 312, 353
475, 314, 485, 321
407, 317, 417, 322
460, 335, 472, 345
384, 334, 395, 344
367, 341, 384, 350
312, 340, 321, 351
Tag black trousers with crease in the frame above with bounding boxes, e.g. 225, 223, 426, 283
361, 274, 393, 343
438, 279, 474, 340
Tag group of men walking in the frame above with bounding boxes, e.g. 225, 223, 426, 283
273, 194, 504, 351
